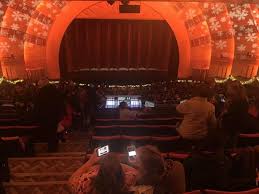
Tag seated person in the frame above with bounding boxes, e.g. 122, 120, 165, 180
176, 84, 217, 141
183, 129, 230, 191
119, 102, 139, 120
132, 145, 186, 194
69, 150, 137, 194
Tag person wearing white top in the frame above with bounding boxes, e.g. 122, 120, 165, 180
176, 85, 217, 140
119, 101, 138, 120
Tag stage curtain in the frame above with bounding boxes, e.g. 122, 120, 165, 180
60, 19, 178, 74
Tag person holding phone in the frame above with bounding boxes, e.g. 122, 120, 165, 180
131, 145, 186, 194
69, 146, 137, 194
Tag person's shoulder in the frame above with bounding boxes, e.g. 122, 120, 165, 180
165, 160, 184, 171
121, 163, 137, 174
69, 165, 99, 194
121, 164, 137, 187
206, 101, 215, 109
130, 185, 154, 194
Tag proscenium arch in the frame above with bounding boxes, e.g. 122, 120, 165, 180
46, 1, 191, 80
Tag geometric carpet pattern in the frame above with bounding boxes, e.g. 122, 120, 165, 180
4, 132, 89, 194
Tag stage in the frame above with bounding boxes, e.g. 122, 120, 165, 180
62, 69, 174, 84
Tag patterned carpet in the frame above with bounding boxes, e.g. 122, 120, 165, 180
3, 131, 89, 194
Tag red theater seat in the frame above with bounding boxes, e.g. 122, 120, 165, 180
151, 136, 181, 152
91, 135, 122, 152
121, 135, 151, 141
255, 145, 259, 169
239, 134, 259, 138
151, 136, 180, 141
184, 191, 202, 194
0, 125, 39, 137
204, 188, 259, 194
239, 134, 259, 147
121, 135, 151, 148
91, 135, 121, 141
167, 152, 190, 160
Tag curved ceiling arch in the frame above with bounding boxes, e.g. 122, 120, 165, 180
24, 0, 67, 79
227, 3, 259, 78
46, 1, 192, 79
178, 2, 212, 79
0, 1, 258, 80
200, 2, 235, 78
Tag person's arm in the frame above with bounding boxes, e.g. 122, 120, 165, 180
176, 101, 189, 114
69, 149, 100, 191
169, 161, 186, 194
208, 105, 217, 129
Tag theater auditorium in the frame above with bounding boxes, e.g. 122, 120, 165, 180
0, 0, 259, 193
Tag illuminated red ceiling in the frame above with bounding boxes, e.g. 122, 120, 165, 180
0, 0, 258, 80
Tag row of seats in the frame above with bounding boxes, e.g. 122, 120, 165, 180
91, 135, 189, 152
96, 117, 182, 126
91, 133, 259, 152
186, 188, 259, 194
94, 124, 178, 136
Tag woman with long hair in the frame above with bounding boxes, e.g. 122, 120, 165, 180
69, 151, 136, 194
221, 80, 249, 147
132, 145, 185, 194
93, 154, 130, 194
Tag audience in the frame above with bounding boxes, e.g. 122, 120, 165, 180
176, 84, 217, 141
0, 78, 259, 193
69, 145, 186, 194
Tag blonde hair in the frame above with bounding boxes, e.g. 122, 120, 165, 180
136, 146, 174, 194
136, 146, 165, 186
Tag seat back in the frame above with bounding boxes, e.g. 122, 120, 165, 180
94, 125, 120, 136
184, 191, 202, 194
204, 188, 259, 194
239, 134, 259, 147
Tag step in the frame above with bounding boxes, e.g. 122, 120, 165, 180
3, 181, 70, 194
9, 156, 84, 173
35, 152, 86, 157
33, 142, 89, 153
10, 172, 71, 182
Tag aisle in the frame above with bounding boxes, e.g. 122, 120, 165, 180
3, 131, 89, 194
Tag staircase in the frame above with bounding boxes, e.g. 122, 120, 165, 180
3, 132, 89, 194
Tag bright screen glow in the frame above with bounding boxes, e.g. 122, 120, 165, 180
97, 145, 109, 156
105, 95, 142, 108
128, 151, 136, 156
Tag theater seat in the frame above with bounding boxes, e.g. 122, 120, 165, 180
151, 136, 180, 152
255, 145, 259, 169
184, 191, 202, 194
167, 152, 190, 160
91, 135, 122, 152
238, 134, 259, 147
94, 125, 120, 136
121, 135, 151, 148
240, 134, 259, 138
204, 188, 259, 194
91, 135, 121, 141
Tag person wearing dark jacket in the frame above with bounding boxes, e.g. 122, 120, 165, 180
221, 81, 249, 148
34, 83, 64, 152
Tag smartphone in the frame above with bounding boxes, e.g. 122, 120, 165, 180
219, 94, 226, 103
145, 101, 155, 108
97, 145, 109, 157
127, 145, 137, 162
180, 100, 186, 104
